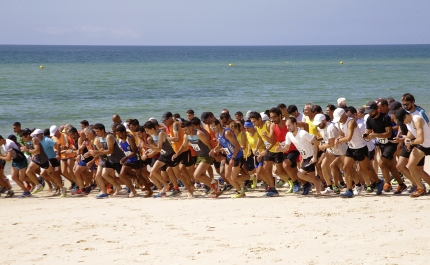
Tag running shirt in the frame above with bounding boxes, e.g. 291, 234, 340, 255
236, 131, 250, 158
284, 129, 315, 159
317, 122, 347, 155
118, 134, 140, 163
217, 128, 243, 159
167, 123, 189, 153
409, 107, 430, 124
406, 115, 430, 148
4, 139, 25, 161
152, 131, 175, 157
99, 134, 125, 164
255, 121, 278, 152
339, 117, 367, 149
366, 113, 394, 144
52, 133, 75, 159
188, 130, 211, 157
27, 137, 49, 165
40, 136, 57, 159
273, 122, 298, 153
357, 117, 375, 151
304, 116, 321, 138
246, 131, 265, 155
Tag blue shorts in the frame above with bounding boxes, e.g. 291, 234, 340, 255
12, 159, 28, 170
78, 160, 95, 170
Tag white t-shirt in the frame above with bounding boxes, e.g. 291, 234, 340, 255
4, 139, 20, 159
318, 122, 347, 155
406, 115, 430, 148
357, 117, 375, 151
297, 113, 305, 122
285, 129, 315, 159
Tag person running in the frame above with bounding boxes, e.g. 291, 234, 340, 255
333, 108, 383, 198
364, 101, 407, 194
186, 110, 195, 121
395, 109, 430, 197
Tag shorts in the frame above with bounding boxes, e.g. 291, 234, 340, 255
417, 145, 430, 156
368, 148, 375, 161
379, 143, 397, 160
141, 157, 152, 166
244, 154, 255, 171
78, 160, 96, 170
125, 160, 143, 170
105, 161, 122, 174
158, 153, 181, 168
190, 155, 197, 165
213, 161, 221, 169
196, 156, 214, 165
179, 150, 194, 167
0, 160, 6, 170
399, 146, 425, 166
33, 160, 50, 169
225, 156, 244, 168
263, 151, 284, 164
49, 158, 61, 168
345, 146, 368, 162
300, 156, 316, 172
283, 150, 300, 168
253, 156, 264, 168
12, 159, 28, 170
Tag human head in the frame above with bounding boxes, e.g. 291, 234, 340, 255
346, 106, 358, 120
326, 104, 336, 119
234, 111, 244, 121
190, 117, 202, 130
219, 112, 231, 126
209, 118, 222, 132
128, 119, 139, 132
12, 122, 21, 133
83, 127, 96, 141
243, 121, 255, 133
303, 103, 315, 119
142, 121, 157, 135
364, 100, 379, 118
92, 123, 106, 137
401, 93, 416, 112
181, 120, 194, 135
112, 114, 122, 124
377, 99, 389, 114
80, 120, 89, 130
19, 128, 34, 141
186, 109, 195, 121
287, 105, 299, 118
229, 121, 242, 134
248, 111, 262, 127
269, 107, 282, 124
66, 127, 79, 141
286, 117, 298, 133
395, 108, 412, 125
49, 125, 61, 137
114, 124, 127, 139
332, 108, 346, 123
337, 97, 347, 108
221, 109, 229, 114
277, 103, 288, 117
313, 114, 327, 129
388, 101, 402, 115
200, 112, 214, 125
312, 105, 323, 114
162, 111, 174, 126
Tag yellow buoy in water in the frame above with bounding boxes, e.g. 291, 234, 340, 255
229, 63, 232, 67
40, 65, 44, 69
339, 61, 343, 65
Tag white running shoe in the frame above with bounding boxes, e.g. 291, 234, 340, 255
353, 185, 363, 196
321, 187, 334, 195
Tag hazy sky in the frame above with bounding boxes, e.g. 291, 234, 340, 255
1, 0, 429, 45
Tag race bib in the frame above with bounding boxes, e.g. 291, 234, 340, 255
264, 141, 271, 149
280, 141, 287, 148
299, 149, 307, 157
160, 149, 166, 155
146, 149, 153, 153
347, 142, 354, 148
222, 147, 231, 155
377, 138, 389, 144
124, 151, 131, 156
190, 143, 200, 151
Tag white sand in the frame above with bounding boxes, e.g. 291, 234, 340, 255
2, 158, 430, 265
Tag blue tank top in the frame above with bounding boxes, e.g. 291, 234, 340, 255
118, 134, 139, 163
217, 128, 243, 159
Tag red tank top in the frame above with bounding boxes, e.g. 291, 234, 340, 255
273, 122, 298, 153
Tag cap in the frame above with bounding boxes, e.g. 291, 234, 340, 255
162, 112, 173, 122
364, 101, 378, 114
337, 97, 346, 106
260, 112, 269, 122
49, 125, 58, 136
201, 112, 210, 121
395, 108, 408, 125
388, 101, 402, 114
313, 114, 326, 126
148, 117, 157, 122
245, 110, 254, 120
332, 108, 345, 123
30, 129, 43, 137
244, 121, 254, 128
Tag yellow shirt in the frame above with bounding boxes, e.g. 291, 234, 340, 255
255, 121, 278, 152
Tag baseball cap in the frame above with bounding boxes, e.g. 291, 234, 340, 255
201, 112, 210, 121
244, 121, 254, 128
49, 125, 58, 136
30, 129, 43, 137
260, 112, 269, 122
245, 110, 254, 120
388, 101, 402, 114
332, 108, 345, 123
364, 101, 378, 114
162, 112, 173, 122
313, 114, 326, 126
395, 108, 408, 125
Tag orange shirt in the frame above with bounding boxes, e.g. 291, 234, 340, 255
53, 133, 75, 159
167, 122, 189, 153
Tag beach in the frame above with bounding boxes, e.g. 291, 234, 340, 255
2, 157, 430, 265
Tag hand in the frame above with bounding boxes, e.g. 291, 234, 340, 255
120, 157, 127, 165
87, 162, 94, 168
310, 157, 317, 164
172, 154, 178, 160
334, 138, 340, 148
404, 138, 411, 147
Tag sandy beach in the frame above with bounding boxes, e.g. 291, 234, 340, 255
2, 158, 430, 265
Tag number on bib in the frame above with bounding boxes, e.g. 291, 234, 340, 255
377, 138, 389, 144
299, 149, 307, 156
160, 149, 166, 155
190, 143, 201, 151
280, 141, 287, 148
222, 147, 231, 155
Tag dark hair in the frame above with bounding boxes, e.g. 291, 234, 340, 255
277, 103, 287, 109
0, 135, 3, 140
312, 105, 322, 113
19, 128, 34, 137
210, 118, 221, 126
387, 97, 395, 104
402, 93, 415, 103
136, 126, 146, 133
181, 120, 192, 128
220, 112, 231, 120
115, 124, 127, 132
234, 111, 243, 117
287, 117, 297, 124
248, 111, 261, 120
377, 99, 388, 107
143, 121, 157, 130
287, 105, 298, 114
347, 106, 357, 114
173, 113, 181, 119
12, 122, 21, 127
190, 117, 201, 126
44, 128, 50, 136
111, 123, 120, 131
93, 123, 106, 132
264, 110, 270, 117
129, 119, 139, 126
67, 127, 78, 134
269, 107, 282, 117
326, 104, 336, 111
80, 120, 89, 127
186, 109, 194, 114
324, 114, 331, 122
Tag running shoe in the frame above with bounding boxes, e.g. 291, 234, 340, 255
194, 182, 201, 189
251, 175, 257, 189
353, 185, 363, 196
225, 184, 234, 191
293, 181, 301, 193
18, 191, 32, 198
408, 186, 417, 194
61, 187, 67, 198
31, 184, 43, 194
203, 185, 211, 195
339, 182, 346, 189
276, 179, 285, 188
72, 189, 83, 195
366, 185, 374, 193
285, 180, 294, 193
411, 188, 426, 198
390, 178, 398, 185
302, 182, 312, 195
393, 185, 408, 195
376, 179, 385, 195
333, 185, 341, 194
383, 183, 392, 192
5, 190, 14, 198
321, 187, 334, 195
53, 188, 61, 196
69, 182, 76, 191
231, 193, 246, 198
95, 193, 109, 199
0, 186, 7, 194
168, 189, 181, 197
264, 188, 279, 197
340, 189, 354, 198
153, 192, 166, 198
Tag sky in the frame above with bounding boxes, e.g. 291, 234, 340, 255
1, 0, 429, 45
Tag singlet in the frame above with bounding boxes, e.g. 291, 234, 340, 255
118, 134, 140, 163
40, 136, 57, 159
187, 130, 211, 157
273, 122, 298, 153
409, 107, 430, 124
246, 131, 264, 155
304, 116, 321, 138
236, 131, 250, 158
285, 129, 315, 159
52, 133, 75, 159
152, 131, 175, 157
358, 117, 375, 151
204, 124, 217, 148
80, 140, 94, 163
406, 115, 430, 148
167, 123, 189, 153
317, 122, 347, 156
339, 117, 367, 149
217, 128, 243, 159
28, 137, 49, 165
4, 139, 26, 162
255, 121, 278, 152
99, 134, 125, 164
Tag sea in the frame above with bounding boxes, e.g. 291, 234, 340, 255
1, 44, 430, 139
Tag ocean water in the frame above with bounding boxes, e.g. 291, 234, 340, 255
1, 45, 430, 137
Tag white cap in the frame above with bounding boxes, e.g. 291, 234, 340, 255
332, 108, 345, 123
30, 129, 43, 137
148, 117, 157, 122
260, 112, 269, 122
337, 97, 346, 106
245, 110, 254, 120
313, 114, 326, 126
49, 125, 58, 136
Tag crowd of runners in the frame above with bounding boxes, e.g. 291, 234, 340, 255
1, 93, 430, 199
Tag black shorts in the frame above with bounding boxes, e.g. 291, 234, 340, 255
368, 148, 376, 161
379, 143, 397, 160
345, 146, 368, 162
141, 157, 152, 166
105, 161, 122, 174
124, 160, 142, 170
300, 156, 316, 172
400, 146, 425, 166
283, 150, 300, 168
34, 160, 50, 169
0, 160, 6, 169
226, 156, 244, 168
190, 155, 197, 165
244, 154, 255, 171
158, 153, 181, 168
263, 151, 284, 164
49, 158, 60, 168
213, 161, 221, 169
179, 150, 194, 167
417, 145, 430, 156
